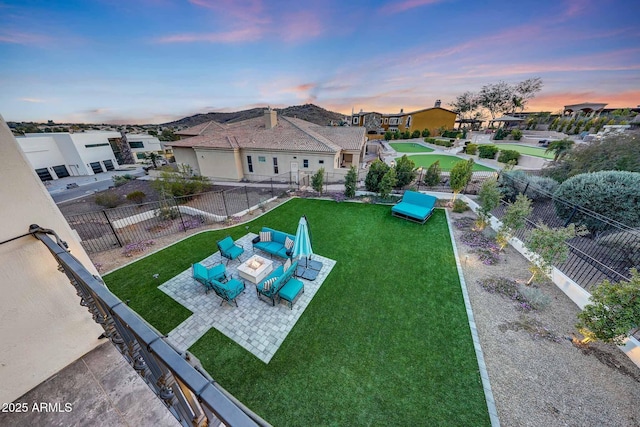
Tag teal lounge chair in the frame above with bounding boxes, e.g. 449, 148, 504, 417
217, 236, 245, 265
192, 262, 227, 294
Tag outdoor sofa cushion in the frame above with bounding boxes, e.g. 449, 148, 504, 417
256, 259, 299, 305
391, 191, 437, 224
253, 227, 295, 259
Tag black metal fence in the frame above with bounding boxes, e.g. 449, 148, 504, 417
492, 172, 639, 290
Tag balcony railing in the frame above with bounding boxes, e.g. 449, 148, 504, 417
29, 224, 266, 427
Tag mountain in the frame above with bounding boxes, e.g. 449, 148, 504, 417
162, 104, 346, 128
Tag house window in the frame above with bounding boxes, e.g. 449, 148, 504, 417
52, 165, 70, 178
353, 116, 359, 124
273, 157, 279, 174
129, 141, 144, 148
85, 143, 109, 148
90, 162, 103, 174
406, 116, 412, 127
136, 153, 146, 159
384, 118, 388, 124
247, 155, 253, 173
319, 160, 324, 164
258, 156, 266, 162
103, 160, 115, 171
303, 159, 309, 168
35, 168, 53, 181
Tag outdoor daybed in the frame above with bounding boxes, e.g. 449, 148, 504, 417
391, 191, 437, 224
253, 227, 295, 259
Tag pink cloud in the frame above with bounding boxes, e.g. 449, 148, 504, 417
0, 30, 50, 45
156, 27, 263, 43
379, 0, 445, 14
189, 0, 269, 25
278, 11, 324, 42
19, 98, 46, 103
529, 90, 640, 112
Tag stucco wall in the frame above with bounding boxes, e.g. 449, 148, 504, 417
409, 108, 457, 135
242, 150, 339, 178
173, 147, 201, 175
0, 116, 103, 404
196, 149, 242, 181
16, 136, 67, 171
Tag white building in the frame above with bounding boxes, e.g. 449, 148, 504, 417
125, 133, 164, 163
17, 131, 122, 180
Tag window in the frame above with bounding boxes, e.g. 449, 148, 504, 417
406, 116, 412, 127
258, 156, 266, 162
52, 165, 69, 178
247, 155, 253, 173
319, 160, 324, 164
85, 143, 109, 148
353, 116, 359, 124
35, 168, 53, 181
136, 153, 146, 159
303, 159, 309, 168
129, 141, 144, 148
273, 157, 279, 174
103, 160, 115, 171
384, 118, 388, 124
90, 162, 103, 174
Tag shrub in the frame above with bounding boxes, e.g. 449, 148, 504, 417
496, 194, 532, 250
421, 129, 430, 137
450, 158, 474, 202
476, 178, 501, 229
113, 174, 135, 187
126, 190, 146, 204
344, 166, 357, 198
151, 164, 209, 198
384, 131, 392, 141
553, 171, 640, 232
511, 129, 523, 140
497, 149, 520, 164
394, 155, 417, 188
442, 130, 461, 138
402, 130, 411, 139
423, 160, 442, 186
464, 143, 478, 155
311, 167, 325, 194
424, 137, 436, 144
365, 159, 390, 193
431, 139, 453, 148
378, 168, 397, 199
500, 170, 558, 201
452, 199, 469, 213
179, 217, 203, 231
411, 130, 421, 138
478, 145, 499, 159
517, 285, 551, 310
95, 192, 122, 208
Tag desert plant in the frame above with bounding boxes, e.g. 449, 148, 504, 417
122, 240, 155, 257
151, 164, 209, 198
344, 166, 357, 198
365, 159, 390, 193
311, 167, 325, 194
394, 155, 417, 188
478, 145, 499, 159
526, 223, 587, 284
576, 269, 640, 345
378, 168, 397, 199
449, 158, 474, 202
452, 199, 469, 213
517, 285, 551, 310
496, 194, 532, 250
126, 190, 146, 204
95, 192, 122, 208
553, 171, 640, 232
511, 129, 523, 140
476, 178, 501, 229
423, 160, 442, 187
112, 174, 135, 187
497, 149, 520, 164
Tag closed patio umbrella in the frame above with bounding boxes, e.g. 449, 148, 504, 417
292, 215, 313, 261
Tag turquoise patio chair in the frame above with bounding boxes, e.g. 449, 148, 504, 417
210, 277, 245, 307
217, 236, 245, 265
192, 262, 228, 294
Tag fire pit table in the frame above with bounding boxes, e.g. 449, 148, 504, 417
237, 254, 274, 284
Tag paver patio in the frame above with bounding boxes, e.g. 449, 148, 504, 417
160, 233, 336, 363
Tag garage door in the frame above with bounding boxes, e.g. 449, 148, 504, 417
103, 159, 115, 171
90, 162, 103, 174
52, 165, 70, 178
36, 168, 53, 181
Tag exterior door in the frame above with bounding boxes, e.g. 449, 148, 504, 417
290, 162, 298, 184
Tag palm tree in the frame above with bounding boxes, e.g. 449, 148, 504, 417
545, 138, 575, 161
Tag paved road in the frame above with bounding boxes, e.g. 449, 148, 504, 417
48, 167, 146, 204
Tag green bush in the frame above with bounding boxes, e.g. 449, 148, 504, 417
452, 199, 469, 213
431, 139, 453, 148
553, 171, 640, 232
384, 131, 392, 141
311, 167, 325, 194
511, 129, 523, 140
421, 129, 430, 137
424, 137, 436, 144
394, 155, 417, 188
126, 190, 146, 204
498, 149, 520, 164
500, 170, 558, 201
411, 130, 421, 138
95, 192, 122, 208
442, 130, 461, 138
113, 174, 135, 187
402, 130, 411, 139
464, 144, 478, 155
478, 145, 499, 159
423, 160, 441, 186
365, 159, 390, 193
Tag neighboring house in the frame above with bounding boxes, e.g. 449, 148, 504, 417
350, 100, 457, 136
16, 131, 122, 181
170, 109, 367, 181
125, 133, 165, 164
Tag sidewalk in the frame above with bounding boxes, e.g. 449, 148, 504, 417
46, 165, 145, 194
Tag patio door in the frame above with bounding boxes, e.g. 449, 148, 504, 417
290, 162, 298, 184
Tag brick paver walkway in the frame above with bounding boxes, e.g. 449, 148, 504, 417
160, 233, 336, 363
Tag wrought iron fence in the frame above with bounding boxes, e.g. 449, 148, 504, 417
492, 172, 639, 290
30, 225, 263, 427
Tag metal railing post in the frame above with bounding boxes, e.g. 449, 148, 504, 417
103, 210, 123, 248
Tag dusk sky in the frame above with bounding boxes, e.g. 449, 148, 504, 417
1, 0, 638, 124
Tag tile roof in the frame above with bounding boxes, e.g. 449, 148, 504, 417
169, 115, 366, 153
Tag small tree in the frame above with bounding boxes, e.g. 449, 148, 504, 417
449, 159, 474, 203
344, 165, 357, 198
423, 160, 441, 186
364, 159, 390, 193
146, 152, 161, 168
393, 130, 401, 140
384, 131, 392, 141
545, 138, 575, 161
411, 130, 421, 138
378, 168, 397, 199
394, 155, 417, 188
421, 128, 430, 137
526, 223, 587, 284
496, 194, 532, 250
311, 167, 325, 194
576, 269, 640, 345
475, 178, 501, 230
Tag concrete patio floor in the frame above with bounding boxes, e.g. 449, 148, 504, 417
161, 233, 336, 363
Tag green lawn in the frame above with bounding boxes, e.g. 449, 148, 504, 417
390, 142, 434, 153
400, 154, 495, 171
104, 199, 489, 426
494, 143, 554, 159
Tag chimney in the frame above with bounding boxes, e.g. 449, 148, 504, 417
434, 99, 442, 108
400, 108, 404, 114
264, 107, 277, 129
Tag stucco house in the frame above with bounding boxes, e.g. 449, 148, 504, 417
170, 109, 367, 181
